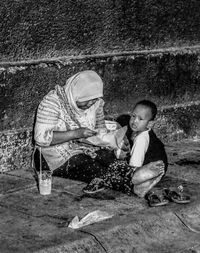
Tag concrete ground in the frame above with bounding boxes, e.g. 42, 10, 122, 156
0, 139, 200, 253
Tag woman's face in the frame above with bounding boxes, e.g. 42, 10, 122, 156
76, 98, 99, 110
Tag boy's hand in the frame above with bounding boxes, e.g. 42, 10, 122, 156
131, 132, 138, 141
115, 136, 130, 159
120, 136, 130, 152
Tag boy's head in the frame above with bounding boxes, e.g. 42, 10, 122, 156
129, 100, 157, 133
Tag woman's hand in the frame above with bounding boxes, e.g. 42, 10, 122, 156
50, 128, 97, 145
75, 128, 97, 139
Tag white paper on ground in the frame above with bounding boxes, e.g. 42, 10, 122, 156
68, 210, 114, 229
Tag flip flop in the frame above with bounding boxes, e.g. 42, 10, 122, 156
146, 189, 170, 207
164, 187, 191, 204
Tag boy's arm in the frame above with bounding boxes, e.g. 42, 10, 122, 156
129, 133, 149, 167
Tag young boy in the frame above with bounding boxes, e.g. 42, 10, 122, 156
129, 100, 167, 171
128, 100, 168, 197
83, 100, 167, 197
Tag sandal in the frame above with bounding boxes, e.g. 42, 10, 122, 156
82, 178, 106, 194
146, 188, 170, 207
164, 186, 191, 204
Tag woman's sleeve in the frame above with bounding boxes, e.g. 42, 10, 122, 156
34, 93, 60, 146
95, 98, 106, 129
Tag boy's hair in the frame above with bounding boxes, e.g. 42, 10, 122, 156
135, 100, 157, 120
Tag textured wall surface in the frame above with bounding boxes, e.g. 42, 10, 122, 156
0, 0, 200, 60
0, 129, 32, 172
1, 52, 200, 131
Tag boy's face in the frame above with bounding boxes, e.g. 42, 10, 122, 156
129, 105, 152, 133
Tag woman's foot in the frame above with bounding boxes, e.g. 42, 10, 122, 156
82, 178, 106, 194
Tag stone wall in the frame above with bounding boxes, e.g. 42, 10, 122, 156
0, 0, 200, 60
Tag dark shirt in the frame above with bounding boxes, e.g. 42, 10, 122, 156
143, 129, 168, 172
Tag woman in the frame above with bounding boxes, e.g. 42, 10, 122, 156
34, 70, 127, 181
34, 70, 164, 197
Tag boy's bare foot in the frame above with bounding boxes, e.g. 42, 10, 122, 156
131, 160, 165, 184
148, 160, 165, 174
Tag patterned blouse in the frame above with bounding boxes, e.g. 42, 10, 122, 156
34, 85, 106, 171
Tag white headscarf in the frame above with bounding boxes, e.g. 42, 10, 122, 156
64, 70, 103, 112
63, 70, 104, 129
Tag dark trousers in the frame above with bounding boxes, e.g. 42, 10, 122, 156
53, 149, 117, 183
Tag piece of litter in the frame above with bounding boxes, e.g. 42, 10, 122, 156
68, 210, 114, 229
